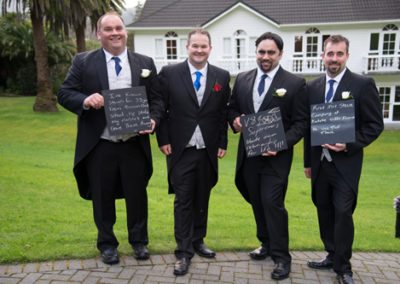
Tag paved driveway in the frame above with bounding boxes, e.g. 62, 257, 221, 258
1, 251, 400, 283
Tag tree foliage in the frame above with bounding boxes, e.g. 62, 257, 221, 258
0, 0, 125, 111
0, 13, 74, 96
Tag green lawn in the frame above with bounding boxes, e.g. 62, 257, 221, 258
0, 96, 399, 264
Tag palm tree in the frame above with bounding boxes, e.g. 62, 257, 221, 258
60, 0, 124, 53
1, 0, 125, 112
1, 0, 63, 111
30, 0, 62, 111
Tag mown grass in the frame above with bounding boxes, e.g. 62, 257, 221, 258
0, 96, 399, 264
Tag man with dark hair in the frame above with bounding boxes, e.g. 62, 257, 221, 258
58, 12, 163, 265
304, 34, 383, 284
228, 32, 308, 280
153, 28, 231, 276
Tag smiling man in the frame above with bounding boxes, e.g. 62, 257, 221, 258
152, 28, 230, 276
228, 32, 308, 281
304, 35, 384, 284
57, 11, 163, 265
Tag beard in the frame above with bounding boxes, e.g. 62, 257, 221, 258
258, 60, 274, 73
326, 62, 343, 76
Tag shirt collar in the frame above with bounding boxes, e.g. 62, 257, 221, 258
257, 65, 280, 81
188, 61, 208, 76
326, 67, 347, 84
103, 48, 128, 63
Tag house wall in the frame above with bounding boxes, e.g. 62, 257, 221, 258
129, 8, 400, 124
132, 13, 399, 76
204, 6, 280, 64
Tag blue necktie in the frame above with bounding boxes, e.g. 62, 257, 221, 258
194, 71, 202, 91
322, 79, 336, 162
258, 74, 268, 96
112, 56, 122, 76
325, 79, 335, 102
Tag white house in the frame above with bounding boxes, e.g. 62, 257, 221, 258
127, 0, 400, 125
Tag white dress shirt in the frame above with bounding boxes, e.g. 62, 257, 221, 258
324, 67, 347, 102
253, 65, 280, 113
187, 61, 207, 149
101, 48, 134, 142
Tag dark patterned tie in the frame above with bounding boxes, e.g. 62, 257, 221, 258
258, 74, 268, 96
112, 57, 122, 76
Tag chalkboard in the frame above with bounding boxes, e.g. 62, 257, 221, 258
311, 100, 355, 146
102, 86, 151, 135
240, 107, 287, 158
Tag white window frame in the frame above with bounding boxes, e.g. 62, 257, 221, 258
378, 85, 400, 122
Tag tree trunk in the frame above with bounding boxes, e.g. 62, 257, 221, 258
31, 4, 58, 112
75, 23, 86, 53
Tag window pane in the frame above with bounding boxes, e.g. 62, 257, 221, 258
369, 33, 379, 50
395, 86, 400, 102
306, 36, 318, 57
236, 38, 245, 58
383, 33, 396, 55
322, 35, 330, 51
294, 36, 302, 52
379, 87, 391, 119
393, 105, 400, 121
166, 39, 177, 59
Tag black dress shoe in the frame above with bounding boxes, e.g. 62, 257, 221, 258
100, 248, 119, 265
337, 273, 354, 284
249, 245, 269, 260
271, 262, 291, 280
193, 243, 216, 258
307, 257, 333, 270
132, 244, 149, 260
173, 257, 190, 276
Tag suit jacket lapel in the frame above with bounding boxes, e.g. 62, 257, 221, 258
199, 64, 215, 109
333, 69, 352, 101
259, 67, 283, 111
95, 49, 109, 90
315, 76, 326, 104
245, 69, 257, 113
180, 61, 199, 106
128, 52, 141, 87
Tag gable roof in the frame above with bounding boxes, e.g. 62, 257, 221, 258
128, 0, 400, 28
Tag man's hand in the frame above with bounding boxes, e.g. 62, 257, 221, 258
262, 150, 277, 157
304, 167, 312, 179
232, 116, 243, 132
160, 144, 172, 156
83, 93, 104, 109
322, 143, 347, 152
139, 119, 156, 135
217, 148, 226, 159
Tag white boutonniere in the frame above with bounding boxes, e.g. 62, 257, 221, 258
341, 91, 353, 100
273, 88, 287, 97
141, 69, 151, 78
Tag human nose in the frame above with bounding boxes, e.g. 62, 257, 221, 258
261, 53, 270, 60
331, 53, 340, 61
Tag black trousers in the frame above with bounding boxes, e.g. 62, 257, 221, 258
86, 138, 149, 251
170, 147, 215, 258
314, 160, 356, 275
242, 156, 291, 264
